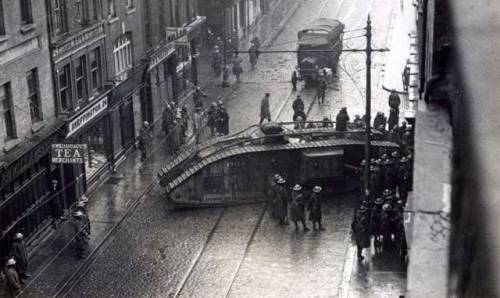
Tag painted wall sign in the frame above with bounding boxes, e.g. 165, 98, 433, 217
67, 97, 108, 137
51, 144, 88, 164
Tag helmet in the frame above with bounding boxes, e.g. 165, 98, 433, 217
392, 150, 399, 157
218, 100, 223, 106
383, 189, 392, 196
277, 178, 286, 184
273, 174, 281, 181
13, 232, 23, 240
292, 184, 302, 191
212, 102, 217, 107
80, 195, 89, 203
400, 157, 408, 163
374, 197, 384, 205
360, 159, 366, 166
76, 201, 86, 208
143, 121, 149, 127
74, 210, 84, 217
382, 203, 391, 211
358, 205, 368, 213
6, 258, 16, 266
313, 186, 322, 193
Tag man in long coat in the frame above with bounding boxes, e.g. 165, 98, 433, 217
217, 104, 230, 135
4, 258, 21, 298
260, 93, 271, 124
290, 184, 309, 231
352, 205, 370, 261
138, 121, 151, 162
11, 233, 29, 283
207, 102, 218, 136
317, 77, 327, 104
335, 107, 350, 132
308, 186, 324, 231
292, 95, 305, 120
72, 211, 90, 259
275, 178, 289, 225
268, 173, 281, 219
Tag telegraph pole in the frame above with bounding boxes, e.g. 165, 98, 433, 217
222, 0, 228, 87
364, 16, 372, 200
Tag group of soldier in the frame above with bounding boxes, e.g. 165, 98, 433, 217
267, 174, 325, 232
193, 91, 230, 142
159, 102, 191, 155
1, 195, 91, 297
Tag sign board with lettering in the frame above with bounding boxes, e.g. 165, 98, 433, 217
51, 144, 88, 164
67, 97, 108, 137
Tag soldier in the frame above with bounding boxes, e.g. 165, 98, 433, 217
251, 36, 261, 53
171, 120, 183, 154
275, 178, 289, 225
317, 76, 327, 104
138, 121, 151, 162
371, 197, 385, 252
217, 103, 230, 135
335, 107, 350, 132
353, 115, 364, 129
388, 89, 401, 111
373, 112, 386, 130
260, 93, 271, 124
352, 205, 370, 261
207, 102, 218, 137
232, 55, 243, 82
398, 157, 410, 203
268, 173, 281, 219
292, 95, 304, 120
308, 186, 324, 231
388, 108, 399, 131
290, 184, 309, 231
75, 201, 91, 235
193, 108, 204, 144
162, 103, 174, 136
11, 233, 29, 284
380, 203, 393, 248
222, 65, 230, 87
211, 46, 223, 76
249, 43, 258, 69
49, 179, 64, 228
193, 87, 207, 110
393, 200, 407, 260
72, 211, 90, 259
4, 258, 21, 298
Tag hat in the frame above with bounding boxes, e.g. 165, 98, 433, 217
76, 201, 86, 208
382, 203, 391, 211
292, 184, 302, 191
358, 205, 368, 213
218, 100, 223, 106
313, 186, 322, 193
214, 45, 220, 49
392, 150, 399, 157
383, 189, 392, 196
277, 178, 286, 184
73, 210, 84, 217
381, 154, 388, 160
374, 197, 384, 205
400, 157, 408, 163
273, 174, 281, 181
13, 232, 23, 240
370, 165, 376, 172
212, 102, 217, 106
375, 159, 382, 165
296, 116, 303, 121
396, 200, 404, 206
370, 158, 376, 164
52, 179, 58, 184
265, 92, 270, 96
80, 195, 89, 203
6, 258, 16, 266
143, 121, 149, 126
360, 159, 366, 166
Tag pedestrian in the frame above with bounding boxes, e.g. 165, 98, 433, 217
222, 65, 230, 87
380, 203, 393, 248
371, 197, 385, 252
75, 201, 91, 235
181, 105, 189, 138
4, 258, 21, 298
292, 95, 305, 121
249, 44, 258, 69
217, 104, 230, 135
402, 62, 410, 91
193, 87, 207, 110
388, 89, 401, 111
317, 77, 327, 104
138, 121, 151, 162
11, 233, 29, 284
211, 46, 223, 76
171, 120, 182, 154
251, 36, 261, 54
322, 116, 333, 128
207, 102, 218, 136
353, 115, 364, 129
291, 71, 298, 91
294, 115, 306, 129
335, 107, 350, 132
388, 108, 399, 131
232, 56, 243, 82
275, 178, 289, 225
352, 205, 370, 261
308, 186, 325, 231
162, 104, 174, 136
72, 211, 90, 259
215, 36, 223, 50
49, 179, 64, 228
373, 112, 386, 130
268, 174, 281, 219
260, 93, 271, 124
290, 184, 309, 231
193, 108, 204, 144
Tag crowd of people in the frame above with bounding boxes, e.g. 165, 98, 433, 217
267, 174, 325, 232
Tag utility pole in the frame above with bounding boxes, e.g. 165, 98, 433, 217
222, 0, 228, 87
364, 16, 372, 201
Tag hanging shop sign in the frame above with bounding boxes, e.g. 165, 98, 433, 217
51, 144, 88, 164
67, 97, 108, 137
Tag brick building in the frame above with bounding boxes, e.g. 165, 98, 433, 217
0, 0, 62, 257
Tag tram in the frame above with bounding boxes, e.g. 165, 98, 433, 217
295, 18, 344, 85
158, 122, 399, 208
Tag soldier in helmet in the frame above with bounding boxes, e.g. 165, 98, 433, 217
72, 211, 90, 259
268, 173, 281, 219
75, 201, 91, 235
290, 184, 309, 231
352, 205, 370, 261
308, 186, 325, 231
371, 197, 385, 252
380, 202, 393, 248
4, 258, 21, 298
398, 156, 410, 203
275, 178, 289, 225
138, 121, 151, 162
10, 232, 29, 284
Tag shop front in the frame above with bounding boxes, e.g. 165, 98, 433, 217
65, 93, 112, 193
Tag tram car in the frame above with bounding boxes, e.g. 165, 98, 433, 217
295, 18, 344, 85
158, 122, 398, 208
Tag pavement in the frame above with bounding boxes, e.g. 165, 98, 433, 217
10, 0, 411, 296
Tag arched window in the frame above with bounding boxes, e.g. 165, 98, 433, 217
113, 33, 133, 81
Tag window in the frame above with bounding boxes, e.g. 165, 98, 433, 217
1, 83, 16, 139
76, 0, 89, 25
127, 0, 133, 9
20, 0, 33, 25
58, 64, 72, 111
90, 48, 102, 92
27, 68, 42, 122
107, 0, 115, 16
0, 0, 5, 35
75, 56, 88, 103
92, 0, 102, 20
113, 33, 133, 81
53, 0, 67, 34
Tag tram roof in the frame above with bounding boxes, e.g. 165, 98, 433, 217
298, 18, 344, 46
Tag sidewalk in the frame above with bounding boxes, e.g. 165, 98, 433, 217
11, 3, 302, 297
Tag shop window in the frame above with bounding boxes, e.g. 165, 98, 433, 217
58, 64, 72, 111
27, 68, 42, 123
90, 47, 102, 93
1, 82, 16, 139
75, 55, 88, 105
113, 33, 133, 81
0, 1, 5, 35
52, 0, 67, 34
20, 0, 33, 25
